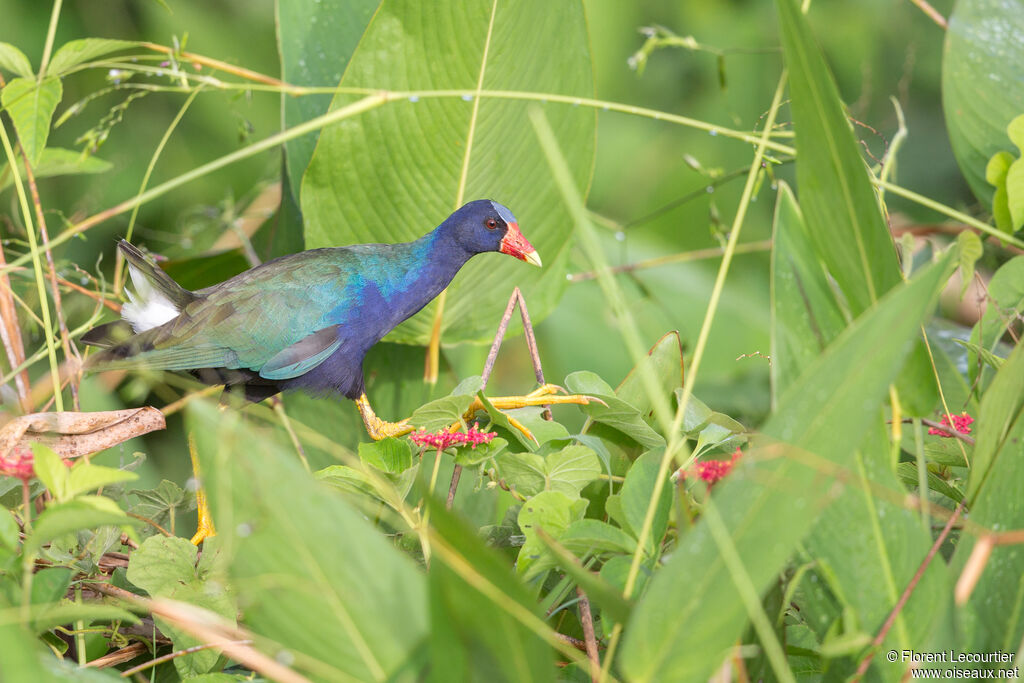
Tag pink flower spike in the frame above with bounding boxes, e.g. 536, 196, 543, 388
675, 448, 743, 488
0, 447, 73, 482
928, 412, 974, 437
408, 423, 496, 450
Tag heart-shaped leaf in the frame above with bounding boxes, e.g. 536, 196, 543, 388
301, 0, 595, 344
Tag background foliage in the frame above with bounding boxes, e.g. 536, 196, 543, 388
1, 0, 1023, 681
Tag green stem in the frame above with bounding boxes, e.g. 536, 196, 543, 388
38, 0, 63, 78
0, 121, 63, 410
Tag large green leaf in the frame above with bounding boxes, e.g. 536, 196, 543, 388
301, 0, 595, 344
191, 402, 427, 681
427, 499, 555, 682
276, 0, 380, 202
778, 0, 900, 315
619, 254, 952, 682
965, 341, 1024, 503
803, 423, 953, 680
1, 76, 62, 166
942, 0, 1024, 207
769, 181, 846, 406
953, 344, 1024, 658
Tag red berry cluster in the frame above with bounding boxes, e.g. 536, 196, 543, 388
928, 412, 974, 437
676, 447, 743, 487
409, 423, 497, 450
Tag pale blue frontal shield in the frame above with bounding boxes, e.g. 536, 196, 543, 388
490, 201, 518, 225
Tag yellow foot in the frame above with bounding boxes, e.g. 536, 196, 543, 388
187, 433, 216, 545
189, 478, 216, 545
365, 416, 414, 441
356, 393, 414, 441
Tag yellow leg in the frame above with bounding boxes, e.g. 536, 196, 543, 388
464, 383, 594, 414
187, 434, 216, 545
356, 393, 414, 441
358, 386, 595, 443
458, 384, 596, 442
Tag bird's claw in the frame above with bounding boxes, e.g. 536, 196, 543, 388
365, 417, 414, 441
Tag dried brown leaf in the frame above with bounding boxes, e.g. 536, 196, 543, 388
0, 407, 165, 459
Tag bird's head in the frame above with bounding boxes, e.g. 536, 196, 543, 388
444, 199, 541, 267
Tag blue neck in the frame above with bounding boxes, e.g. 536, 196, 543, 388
332, 227, 474, 345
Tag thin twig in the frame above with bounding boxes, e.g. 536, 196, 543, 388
515, 289, 551, 420
577, 587, 601, 682
20, 129, 81, 409
0, 245, 31, 411
851, 501, 964, 681
82, 642, 149, 669
906, 0, 948, 29
139, 42, 295, 90
570, 241, 772, 282
120, 639, 253, 677
92, 583, 312, 683
446, 288, 520, 508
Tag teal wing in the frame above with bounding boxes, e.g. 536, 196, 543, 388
88, 250, 355, 373
259, 326, 342, 380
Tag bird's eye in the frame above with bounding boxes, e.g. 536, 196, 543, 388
485, 218, 498, 230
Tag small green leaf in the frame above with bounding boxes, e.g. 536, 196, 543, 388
968, 256, 1024, 389
558, 519, 637, 556
503, 406, 570, 446
986, 150, 1015, 233
495, 451, 546, 498
0, 43, 33, 78
516, 491, 587, 578
0, 508, 18, 551
25, 497, 135, 555
565, 371, 664, 448
957, 231, 984, 295
32, 603, 140, 634
67, 462, 137, 498
29, 444, 69, 502
693, 412, 747, 454
1005, 115, 1024, 230
894, 462, 963, 504
30, 567, 73, 607
132, 479, 185, 531
410, 394, 475, 432
1, 76, 62, 166
453, 436, 507, 466
475, 392, 535, 450
128, 536, 234, 677
46, 39, 137, 75
543, 445, 601, 497
600, 555, 650, 599
619, 451, 672, 557
358, 437, 414, 473
535, 528, 633, 624
953, 338, 1004, 371
127, 536, 199, 596
0, 147, 112, 192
